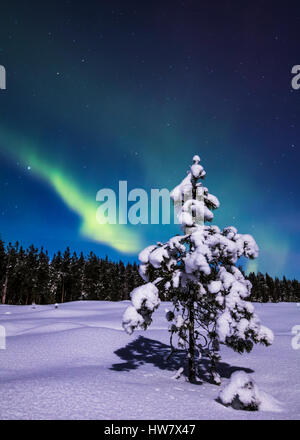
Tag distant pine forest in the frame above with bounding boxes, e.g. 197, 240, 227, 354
1, 239, 299, 305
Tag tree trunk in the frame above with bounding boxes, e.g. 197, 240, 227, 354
187, 176, 198, 382
2, 272, 8, 304
61, 277, 64, 303
188, 301, 196, 382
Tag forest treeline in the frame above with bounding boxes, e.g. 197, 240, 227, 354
1, 239, 300, 305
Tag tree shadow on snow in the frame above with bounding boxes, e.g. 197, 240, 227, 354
110, 336, 253, 384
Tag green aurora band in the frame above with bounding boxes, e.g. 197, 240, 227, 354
0, 127, 143, 253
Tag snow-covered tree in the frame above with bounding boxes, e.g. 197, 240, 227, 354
122, 155, 274, 384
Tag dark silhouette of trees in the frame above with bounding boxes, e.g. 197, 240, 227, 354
0, 236, 299, 305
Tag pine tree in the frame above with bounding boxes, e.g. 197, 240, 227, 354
0, 236, 7, 303
122, 155, 274, 384
24, 245, 39, 305
2, 242, 19, 304
273, 277, 281, 302
291, 279, 300, 302
265, 273, 274, 298
281, 276, 289, 301
69, 251, 85, 301
247, 272, 258, 301
84, 252, 101, 300
12, 245, 26, 304
50, 251, 63, 303
256, 272, 269, 303
36, 248, 50, 304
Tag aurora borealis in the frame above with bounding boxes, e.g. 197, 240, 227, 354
0, 127, 142, 253
0, 0, 299, 278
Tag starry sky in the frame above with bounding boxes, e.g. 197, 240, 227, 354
0, 0, 299, 278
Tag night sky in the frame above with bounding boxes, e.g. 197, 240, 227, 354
0, 0, 299, 278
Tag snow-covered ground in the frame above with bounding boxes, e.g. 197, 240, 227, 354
0, 301, 299, 420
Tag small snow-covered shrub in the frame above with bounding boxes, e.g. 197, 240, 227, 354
218, 371, 261, 411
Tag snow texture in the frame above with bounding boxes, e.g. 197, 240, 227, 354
0, 301, 298, 420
